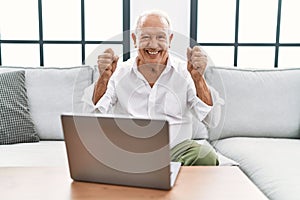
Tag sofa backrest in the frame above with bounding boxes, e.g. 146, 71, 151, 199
205, 66, 300, 141
0, 66, 94, 140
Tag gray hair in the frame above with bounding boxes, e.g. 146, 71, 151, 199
134, 10, 172, 33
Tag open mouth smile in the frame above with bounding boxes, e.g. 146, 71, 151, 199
148, 51, 159, 55
145, 50, 161, 56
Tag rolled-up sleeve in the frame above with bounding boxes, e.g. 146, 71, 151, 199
202, 86, 224, 128
82, 83, 98, 113
82, 78, 117, 114
187, 77, 224, 128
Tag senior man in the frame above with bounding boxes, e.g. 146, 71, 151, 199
82, 10, 223, 166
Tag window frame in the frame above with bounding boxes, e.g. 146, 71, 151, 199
1, 0, 300, 68
0, 0, 130, 66
190, 0, 300, 68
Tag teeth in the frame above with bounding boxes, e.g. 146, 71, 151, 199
148, 51, 159, 55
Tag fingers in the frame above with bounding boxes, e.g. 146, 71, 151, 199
97, 55, 113, 68
192, 45, 201, 52
190, 52, 207, 60
187, 46, 207, 76
98, 48, 115, 64
190, 47, 207, 64
97, 53, 113, 62
97, 48, 117, 75
104, 48, 115, 57
98, 60, 112, 75
191, 57, 207, 69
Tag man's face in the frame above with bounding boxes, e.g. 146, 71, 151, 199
132, 15, 173, 65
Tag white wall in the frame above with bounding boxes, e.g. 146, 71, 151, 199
130, 0, 190, 36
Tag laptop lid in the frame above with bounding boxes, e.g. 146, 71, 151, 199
61, 113, 180, 190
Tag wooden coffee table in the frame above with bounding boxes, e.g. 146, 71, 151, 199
0, 166, 267, 200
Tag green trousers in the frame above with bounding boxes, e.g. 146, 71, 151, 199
171, 139, 219, 166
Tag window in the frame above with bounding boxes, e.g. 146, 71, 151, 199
42, 0, 81, 40
43, 44, 82, 67
0, 0, 39, 40
278, 47, 300, 68
1, 0, 299, 68
278, 0, 300, 68
280, 0, 300, 43
238, 47, 275, 68
197, 0, 236, 43
238, 0, 277, 43
0, 0, 126, 67
193, 0, 300, 68
85, 0, 123, 41
202, 46, 234, 67
1, 44, 40, 66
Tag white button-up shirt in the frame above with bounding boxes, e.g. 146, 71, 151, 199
82, 56, 223, 148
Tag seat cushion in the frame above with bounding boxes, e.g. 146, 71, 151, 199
213, 137, 300, 200
0, 141, 68, 167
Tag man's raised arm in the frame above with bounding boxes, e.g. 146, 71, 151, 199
186, 46, 212, 106
93, 48, 119, 105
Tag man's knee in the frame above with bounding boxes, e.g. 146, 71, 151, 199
192, 144, 219, 166
177, 141, 219, 166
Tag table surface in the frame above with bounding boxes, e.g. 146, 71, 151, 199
0, 166, 268, 200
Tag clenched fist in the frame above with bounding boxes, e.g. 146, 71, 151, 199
186, 46, 212, 106
93, 48, 119, 104
97, 48, 119, 80
187, 46, 208, 78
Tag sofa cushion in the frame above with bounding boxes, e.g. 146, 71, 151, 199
0, 141, 68, 167
0, 71, 39, 144
205, 67, 300, 140
213, 137, 300, 200
0, 66, 93, 140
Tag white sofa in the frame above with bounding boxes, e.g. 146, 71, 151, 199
0, 65, 299, 200
205, 67, 300, 200
0, 66, 94, 167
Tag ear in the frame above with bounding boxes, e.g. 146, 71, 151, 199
131, 33, 137, 48
169, 33, 174, 48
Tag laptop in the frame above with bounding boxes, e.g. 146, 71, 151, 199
61, 113, 181, 190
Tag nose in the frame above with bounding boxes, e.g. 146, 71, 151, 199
148, 37, 159, 48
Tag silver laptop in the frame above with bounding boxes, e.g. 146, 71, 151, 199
61, 113, 181, 190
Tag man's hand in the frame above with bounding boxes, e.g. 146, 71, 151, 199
187, 46, 207, 78
186, 46, 212, 106
98, 48, 119, 78
93, 48, 119, 105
